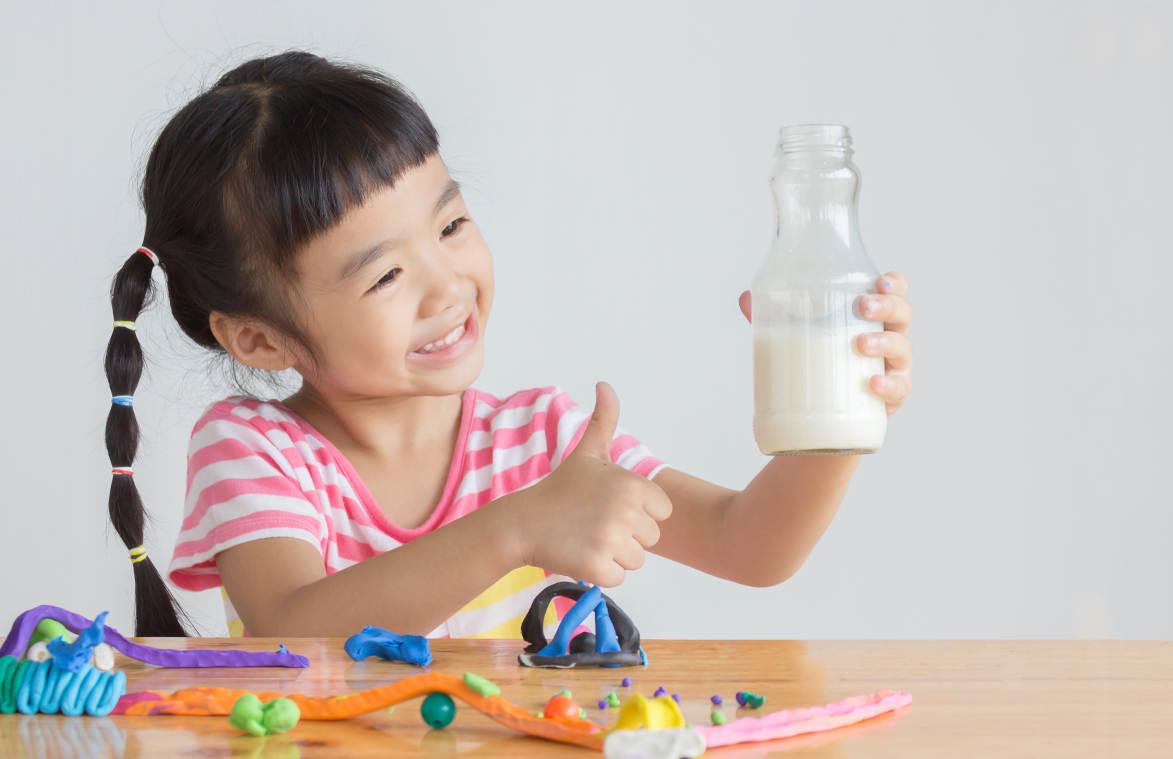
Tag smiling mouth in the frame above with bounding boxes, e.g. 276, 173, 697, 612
411, 312, 473, 355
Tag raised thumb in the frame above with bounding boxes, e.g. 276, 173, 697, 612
573, 381, 619, 460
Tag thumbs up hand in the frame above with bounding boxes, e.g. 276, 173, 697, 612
505, 382, 673, 587
571, 380, 624, 464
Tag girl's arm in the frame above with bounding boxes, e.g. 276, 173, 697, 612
216, 498, 524, 636
649, 273, 912, 586
649, 456, 859, 586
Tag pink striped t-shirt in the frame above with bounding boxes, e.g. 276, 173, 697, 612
167, 386, 667, 638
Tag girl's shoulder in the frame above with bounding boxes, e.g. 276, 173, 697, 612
188, 394, 314, 454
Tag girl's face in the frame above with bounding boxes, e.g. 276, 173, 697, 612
288, 153, 494, 400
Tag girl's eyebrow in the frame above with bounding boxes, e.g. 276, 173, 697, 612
337, 178, 463, 282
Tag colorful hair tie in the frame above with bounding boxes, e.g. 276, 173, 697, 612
136, 246, 160, 266
112, 320, 136, 331
111, 395, 134, 407
111, 467, 134, 477
128, 545, 148, 564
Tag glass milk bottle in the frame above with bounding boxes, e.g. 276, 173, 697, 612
752, 124, 886, 455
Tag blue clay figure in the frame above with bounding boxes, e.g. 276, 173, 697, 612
47, 611, 108, 673
345, 626, 432, 667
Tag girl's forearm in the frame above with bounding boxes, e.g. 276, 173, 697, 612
267, 496, 528, 636
718, 454, 861, 586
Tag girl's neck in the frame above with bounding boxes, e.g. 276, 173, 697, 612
282, 384, 466, 460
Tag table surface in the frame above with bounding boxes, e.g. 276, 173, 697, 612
1, 638, 1170, 758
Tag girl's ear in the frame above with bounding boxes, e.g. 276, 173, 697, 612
209, 311, 297, 371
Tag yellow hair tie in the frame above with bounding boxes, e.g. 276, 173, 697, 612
129, 545, 148, 564
112, 320, 136, 331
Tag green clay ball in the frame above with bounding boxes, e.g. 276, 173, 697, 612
711, 708, 727, 725
229, 694, 267, 736
421, 692, 456, 729
262, 698, 301, 735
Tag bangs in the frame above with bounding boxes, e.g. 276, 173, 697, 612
219, 66, 440, 267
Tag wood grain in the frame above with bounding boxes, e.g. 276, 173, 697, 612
1, 638, 1170, 757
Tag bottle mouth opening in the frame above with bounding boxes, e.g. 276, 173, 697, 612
778, 124, 852, 153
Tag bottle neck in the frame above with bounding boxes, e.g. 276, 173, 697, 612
771, 150, 862, 247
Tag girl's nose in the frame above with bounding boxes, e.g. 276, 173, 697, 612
415, 257, 466, 319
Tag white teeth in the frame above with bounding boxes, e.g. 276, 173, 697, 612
416, 322, 466, 354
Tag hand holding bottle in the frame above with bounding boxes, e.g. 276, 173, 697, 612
741, 272, 913, 416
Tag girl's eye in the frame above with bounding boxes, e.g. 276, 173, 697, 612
442, 216, 470, 238
368, 218, 467, 294
373, 267, 401, 291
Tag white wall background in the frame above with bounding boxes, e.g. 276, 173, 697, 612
1, 1, 1168, 639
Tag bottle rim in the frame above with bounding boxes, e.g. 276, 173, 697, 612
778, 124, 853, 153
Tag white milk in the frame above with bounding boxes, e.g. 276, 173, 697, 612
753, 324, 887, 454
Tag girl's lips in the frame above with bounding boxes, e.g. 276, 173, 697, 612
406, 311, 478, 366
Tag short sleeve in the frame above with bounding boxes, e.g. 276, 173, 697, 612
168, 402, 327, 592
544, 386, 669, 480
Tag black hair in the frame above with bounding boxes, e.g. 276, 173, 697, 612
103, 49, 441, 635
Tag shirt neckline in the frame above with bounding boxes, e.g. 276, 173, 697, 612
270, 388, 479, 543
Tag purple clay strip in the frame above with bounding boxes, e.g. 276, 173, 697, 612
0, 606, 308, 669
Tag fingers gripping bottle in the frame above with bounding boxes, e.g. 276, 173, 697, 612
752, 124, 886, 455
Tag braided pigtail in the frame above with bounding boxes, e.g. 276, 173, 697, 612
104, 246, 189, 636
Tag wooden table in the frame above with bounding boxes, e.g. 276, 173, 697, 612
1, 639, 1170, 757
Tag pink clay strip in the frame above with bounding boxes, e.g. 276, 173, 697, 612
694, 689, 912, 748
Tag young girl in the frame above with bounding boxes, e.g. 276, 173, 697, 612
104, 51, 913, 638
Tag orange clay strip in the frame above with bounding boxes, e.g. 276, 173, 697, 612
119, 672, 605, 750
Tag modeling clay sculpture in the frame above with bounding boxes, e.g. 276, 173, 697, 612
692, 690, 913, 749
736, 689, 766, 709
48, 612, 110, 673
28, 619, 72, 648
542, 693, 582, 721
0, 606, 307, 668
0, 655, 127, 717
518, 582, 644, 668
0, 614, 126, 717
612, 693, 686, 731
420, 692, 456, 728
345, 626, 432, 666
461, 672, 500, 697
0, 605, 912, 750
110, 669, 911, 752
229, 694, 301, 736
113, 672, 606, 749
